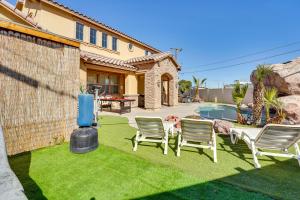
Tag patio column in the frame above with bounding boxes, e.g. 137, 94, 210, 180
124, 74, 138, 107
144, 64, 161, 110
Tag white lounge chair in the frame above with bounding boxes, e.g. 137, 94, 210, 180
230, 124, 300, 168
133, 117, 169, 155
177, 118, 217, 163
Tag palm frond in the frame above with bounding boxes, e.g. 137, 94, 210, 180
255, 64, 273, 82
263, 87, 278, 105
192, 76, 198, 85
200, 78, 207, 85
232, 82, 248, 106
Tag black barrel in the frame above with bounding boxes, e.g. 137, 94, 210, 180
70, 127, 98, 153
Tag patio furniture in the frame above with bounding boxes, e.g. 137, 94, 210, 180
99, 98, 135, 114
230, 124, 300, 168
164, 121, 176, 137
177, 118, 217, 163
133, 117, 169, 155
0, 126, 27, 200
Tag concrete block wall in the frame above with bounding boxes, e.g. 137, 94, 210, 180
199, 87, 253, 105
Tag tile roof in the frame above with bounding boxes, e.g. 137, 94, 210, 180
37, 0, 160, 53
125, 52, 181, 69
125, 52, 173, 64
0, 0, 40, 28
80, 51, 137, 71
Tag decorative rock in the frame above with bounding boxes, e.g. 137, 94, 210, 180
251, 57, 300, 95
165, 115, 181, 128
278, 95, 300, 124
247, 103, 253, 109
213, 120, 234, 135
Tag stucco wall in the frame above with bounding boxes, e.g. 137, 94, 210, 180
0, 6, 31, 25
199, 87, 253, 105
21, 0, 157, 60
0, 28, 80, 155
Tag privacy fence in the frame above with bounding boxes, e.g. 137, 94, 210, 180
0, 23, 80, 155
199, 87, 253, 105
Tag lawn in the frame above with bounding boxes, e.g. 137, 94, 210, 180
8, 116, 300, 200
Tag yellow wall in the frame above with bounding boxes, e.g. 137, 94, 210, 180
80, 61, 87, 85
0, 6, 31, 25
21, 0, 157, 60
137, 75, 145, 95
125, 74, 138, 95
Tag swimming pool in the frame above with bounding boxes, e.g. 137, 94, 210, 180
195, 103, 250, 122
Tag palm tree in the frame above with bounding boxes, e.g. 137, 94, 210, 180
269, 99, 286, 124
178, 80, 192, 94
232, 82, 249, 124
263, 87, 278, 122
192, 76, 207, 102
252, 64, 273, 124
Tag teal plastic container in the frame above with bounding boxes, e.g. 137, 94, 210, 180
77, 94, 94, 127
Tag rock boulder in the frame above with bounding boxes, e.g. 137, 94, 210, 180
278, 95, 300, 124
251, 57, 300, 95
213, 120, 233, 135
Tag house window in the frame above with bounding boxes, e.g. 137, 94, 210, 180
98, 74, 119, 95
102, 32, 107, 48
87, 73, 97, 84
128, 43, 134, 51
90, 28, 97, 45
76, 22, 84, 41
112, 37, 118, 51
145, 50, 150, 56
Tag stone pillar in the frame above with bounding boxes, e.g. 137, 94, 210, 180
144, 64, 161, 110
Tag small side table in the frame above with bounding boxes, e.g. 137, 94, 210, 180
163, 121, 176, 137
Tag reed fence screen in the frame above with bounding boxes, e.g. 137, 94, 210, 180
0, 29, 80, 155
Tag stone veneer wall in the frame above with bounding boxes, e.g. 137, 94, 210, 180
0, 29, 80, 155
144, 58, 178, 109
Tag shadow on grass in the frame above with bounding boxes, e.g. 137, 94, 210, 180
9, 152, 47, 200
133, 158, 300, 200
132, 179, 272, 200
219, 135, 282, 167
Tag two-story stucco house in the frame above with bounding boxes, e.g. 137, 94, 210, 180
1, 0, 180, 110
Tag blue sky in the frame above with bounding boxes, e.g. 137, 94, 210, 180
8, 0, 300, 87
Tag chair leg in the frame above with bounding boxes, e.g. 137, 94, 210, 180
213, 135, 217, 163
163, 134, 168, 155
176, 134, 181, 157
294, 143, 300, 167
250, 141, 261, 168
133, 131, 139, 152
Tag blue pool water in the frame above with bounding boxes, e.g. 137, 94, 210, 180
196, 104, 250, 122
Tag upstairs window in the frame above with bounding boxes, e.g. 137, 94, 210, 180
76, 22, 84, 41
90, 28, 97, 45
145, 50, 150, 56
102, 32, 107, 48
112, 37, 118, 51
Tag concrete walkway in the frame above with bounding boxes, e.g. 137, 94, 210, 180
99, 103, 201, 128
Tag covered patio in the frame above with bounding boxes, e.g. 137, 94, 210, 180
80, 51, 180, 110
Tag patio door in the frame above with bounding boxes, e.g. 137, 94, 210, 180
161, 80, 169, 106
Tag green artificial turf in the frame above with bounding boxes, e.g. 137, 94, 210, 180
8, 115, 300, 200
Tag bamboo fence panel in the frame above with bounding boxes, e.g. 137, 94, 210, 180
0, 28, 80, 155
